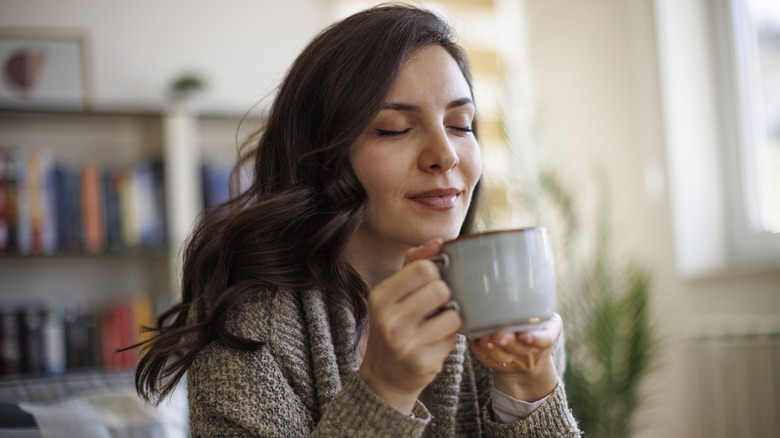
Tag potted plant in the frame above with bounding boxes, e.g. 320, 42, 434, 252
536, 168, 660, 438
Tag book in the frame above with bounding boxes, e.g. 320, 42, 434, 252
39, 151, 57, 255
151, 161, 167, 248
103, 168, 124, 252
3, 149, 19, 253
63, 303, 96, 370
26, 150, 44, 254
0, 148, 7, 253
132, 292, 154, 346
24, 149, 58, 255
98, 298, 135, 371
202, 162, 232, 210
15, 150, 31, 255
116, 298, 136, 369
0, 308, 21, 375
118, 168, 139, 248
42, 304, 66, 376
18, 306, 44, 374
54, 165, 82, 253
132, 163, 155, 247
81, 163, 105, 253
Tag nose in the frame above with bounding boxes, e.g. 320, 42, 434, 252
418, 128, 459, 172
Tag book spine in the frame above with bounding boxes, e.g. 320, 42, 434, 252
0, 308, 21, 375
119, 168, 139, 247
64, 303, 95, 370
18, 306, 44, 375
66, 167, 82, 252
81, 163, 105, 253
0, 147, 7, 253
53, 166, 66, 252
15, 150, 31, 255
42, 304, 66, 376
2, 149, 19, 253
99, 302, 125, 370
116, 298, 135, 369
103, 168, 124, 252
39, 151, 57, 255
132, 292, 154, 345
152, 161, 167, 247
202, 161, 231, 210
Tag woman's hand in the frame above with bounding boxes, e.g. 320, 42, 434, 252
358, 239, 462, 414
471, 313, 562, 402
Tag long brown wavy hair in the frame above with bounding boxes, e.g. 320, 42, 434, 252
133, 3, 482, 405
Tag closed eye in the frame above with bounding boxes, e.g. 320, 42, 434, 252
376, 128, 411, 137
450, 126, 473, 133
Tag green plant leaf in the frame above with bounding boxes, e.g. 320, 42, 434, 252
539, 167, 659, 438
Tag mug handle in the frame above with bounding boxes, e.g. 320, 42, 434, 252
428, 253, 450, 269
440, 299, 460, 313
427, 253, 459, 314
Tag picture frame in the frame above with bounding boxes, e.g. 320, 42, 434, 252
0, 28, 92, 110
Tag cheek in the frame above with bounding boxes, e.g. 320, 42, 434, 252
461, 143, 483, 188
351, 147, 400, 201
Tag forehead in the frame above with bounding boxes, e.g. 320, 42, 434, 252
385, 45, 471, 102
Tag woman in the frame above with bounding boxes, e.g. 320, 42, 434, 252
135, 5, 580, 437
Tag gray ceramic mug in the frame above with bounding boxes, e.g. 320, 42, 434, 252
430, 227, 556, 339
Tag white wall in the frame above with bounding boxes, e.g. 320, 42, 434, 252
523, 0, 780, 436
1, 0, 329, 113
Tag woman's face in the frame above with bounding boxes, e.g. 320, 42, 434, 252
349, 44, 482, 252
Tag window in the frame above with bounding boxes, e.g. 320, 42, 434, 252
654, 0, 780, 277
725, 0, 780, 234
717, 0, 780, 263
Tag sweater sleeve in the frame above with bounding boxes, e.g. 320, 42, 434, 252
482, 383, 580, 437
188, 340, 432, 437
470, 332, 582, 437
315, 372, 432, 437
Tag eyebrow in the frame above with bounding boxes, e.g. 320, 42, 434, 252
381, 97, 474, 112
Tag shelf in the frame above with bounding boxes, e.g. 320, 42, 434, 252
0, 105, 266, 121
0, 248, 168, 260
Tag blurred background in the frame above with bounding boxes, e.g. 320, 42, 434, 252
0, 0, 778, 437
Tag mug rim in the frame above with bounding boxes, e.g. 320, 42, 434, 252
447, 226, 546, 245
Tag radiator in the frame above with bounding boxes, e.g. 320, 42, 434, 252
684, 317, 780, 438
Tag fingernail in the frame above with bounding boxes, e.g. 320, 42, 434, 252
498, 338, 508, 346
521, 333, 533, 344
487, 342, 494, 350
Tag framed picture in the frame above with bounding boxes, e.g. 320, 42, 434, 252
0, 29, 91, 110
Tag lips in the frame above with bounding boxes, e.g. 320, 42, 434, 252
408, 188, 461, 209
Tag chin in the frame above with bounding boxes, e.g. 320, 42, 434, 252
426, 224, 463, 243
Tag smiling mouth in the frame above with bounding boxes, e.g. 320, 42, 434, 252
408, 189, 461, 210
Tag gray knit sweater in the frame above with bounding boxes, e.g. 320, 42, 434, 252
188, 287, 581, 437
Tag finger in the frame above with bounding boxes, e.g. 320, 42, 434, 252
486, 330, 516, 347
470, 336, 500, 360
372, 259, 441, 306
479, 332, 533, 360
403, 239, 444, 265
470, 338, 517, 368
517, 313, 562, 348
400, 279, 452, 321
475, 327, 556, 359
418, 307, 461, 343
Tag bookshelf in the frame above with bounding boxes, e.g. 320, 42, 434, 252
0, 107, 251, 377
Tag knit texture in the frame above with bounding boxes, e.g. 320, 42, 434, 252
188, 287, 581, 437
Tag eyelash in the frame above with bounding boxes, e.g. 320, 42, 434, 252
377, 128, 411, 137
375, 126, 473, 137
